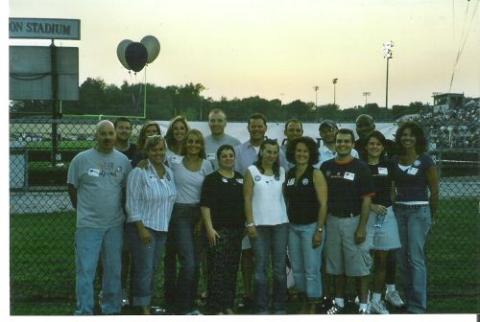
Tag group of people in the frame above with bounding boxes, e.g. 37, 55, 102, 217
67, 110, 438, 315
418, 101, 480, 149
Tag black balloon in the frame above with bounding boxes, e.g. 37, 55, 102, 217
125, 42, 148, 72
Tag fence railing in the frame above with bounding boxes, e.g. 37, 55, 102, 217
10, 117, 480, 314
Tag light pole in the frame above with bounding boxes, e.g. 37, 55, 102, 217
383, 41, 394, 109
313, 86, 319, 121
332, 78, 338, 106
362, 91, 371, 106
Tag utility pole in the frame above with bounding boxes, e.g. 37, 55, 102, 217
332, 78, 338, 106
383, 41, 394, 109
313, 86, 319, 121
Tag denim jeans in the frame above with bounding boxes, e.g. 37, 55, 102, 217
74, 225, 123, 315
126, 224, 167, 307
250, 223, 289, 313
288, 222, 324, 301
394, 204, 432, 313
164, 204, 201, 313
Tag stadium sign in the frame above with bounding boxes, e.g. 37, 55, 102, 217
9, 18, 81, 40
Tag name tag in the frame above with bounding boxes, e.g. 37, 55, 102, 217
407, 167, 419, 175
344, 172, 355, 181
378, 167, 388, 175
206, 153, 216, 161
286, 178, 295, 186
170, 155, 182, 164
88, 168, 100, 177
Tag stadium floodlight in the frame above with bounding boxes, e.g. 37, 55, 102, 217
383, 41, 394, 109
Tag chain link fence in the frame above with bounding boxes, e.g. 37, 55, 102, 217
10, 117, 480, 314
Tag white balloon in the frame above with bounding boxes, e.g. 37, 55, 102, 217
117, 39, 132, 70
141, 35, 161, 64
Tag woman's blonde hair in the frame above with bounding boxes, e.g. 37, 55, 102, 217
181, 129, 206, 159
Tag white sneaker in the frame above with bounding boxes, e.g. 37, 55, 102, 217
121, 289, 130, 306
370, 299, 389, 314
385, 290, 405, 308
358, 306, 370, 314
354, 290, 370, 306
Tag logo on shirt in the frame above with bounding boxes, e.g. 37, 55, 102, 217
254, 175, 261, 182
222, 177, 228, 183
413, 160, 421, 167
286, 178, 295, 186
302, 178, 309, 185
236, 178, 244, 184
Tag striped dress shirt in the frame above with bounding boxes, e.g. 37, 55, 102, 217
126, 161, 177, 232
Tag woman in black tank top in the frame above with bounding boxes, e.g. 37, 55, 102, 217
284, 136, 328, 313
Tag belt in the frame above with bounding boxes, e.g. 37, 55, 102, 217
394, 203, 428, 209
330, 213, 359, 218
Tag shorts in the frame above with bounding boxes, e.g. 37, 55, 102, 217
325, 214, 372, 277
367, 206, 401, 251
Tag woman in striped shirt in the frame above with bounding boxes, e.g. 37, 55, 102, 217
126, 135, 176, 314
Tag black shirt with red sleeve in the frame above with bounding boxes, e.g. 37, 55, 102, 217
320, 157, 374, 217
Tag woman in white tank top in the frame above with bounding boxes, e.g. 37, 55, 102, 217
244, 139, 289, 314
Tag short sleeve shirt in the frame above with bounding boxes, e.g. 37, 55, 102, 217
320, 158, 374, 217
204, 134, 241, 169
391, 154, 435, 202
171, 159, 213, 204
67, 148, 132, 228
200, 171, 245, 229
368, 160, 394, 207
235, 141, 260, 176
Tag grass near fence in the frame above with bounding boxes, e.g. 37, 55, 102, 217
10, 198, 480, 315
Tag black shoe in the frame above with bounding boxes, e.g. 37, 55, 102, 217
326, 303, 345, 315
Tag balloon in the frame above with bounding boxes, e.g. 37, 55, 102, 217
125, 42, 148, 72
117, 39, 133, 70
141, 35, 161, 64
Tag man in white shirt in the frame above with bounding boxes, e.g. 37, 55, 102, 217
315, 120, 359, 168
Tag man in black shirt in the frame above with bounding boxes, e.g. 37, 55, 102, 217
114, 117, 137, 162
355, 114, 397, 161
113, 117, 137, 308
320, 129, 374, 314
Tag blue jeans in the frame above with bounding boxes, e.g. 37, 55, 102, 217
288, 223, 324, 301
74, 225, 123, 315
127, 224, 167, 307
394, 204, 432, 313
250, 223, 289, 313
164, 204, 201, 313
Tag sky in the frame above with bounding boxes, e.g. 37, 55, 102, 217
6, 0, 480, 108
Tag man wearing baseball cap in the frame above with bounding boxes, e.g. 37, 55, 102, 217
316, 120, 359, 167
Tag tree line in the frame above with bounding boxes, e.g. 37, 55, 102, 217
10, 77, 429, 122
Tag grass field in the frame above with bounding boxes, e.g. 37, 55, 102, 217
10, 197, 480, 315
